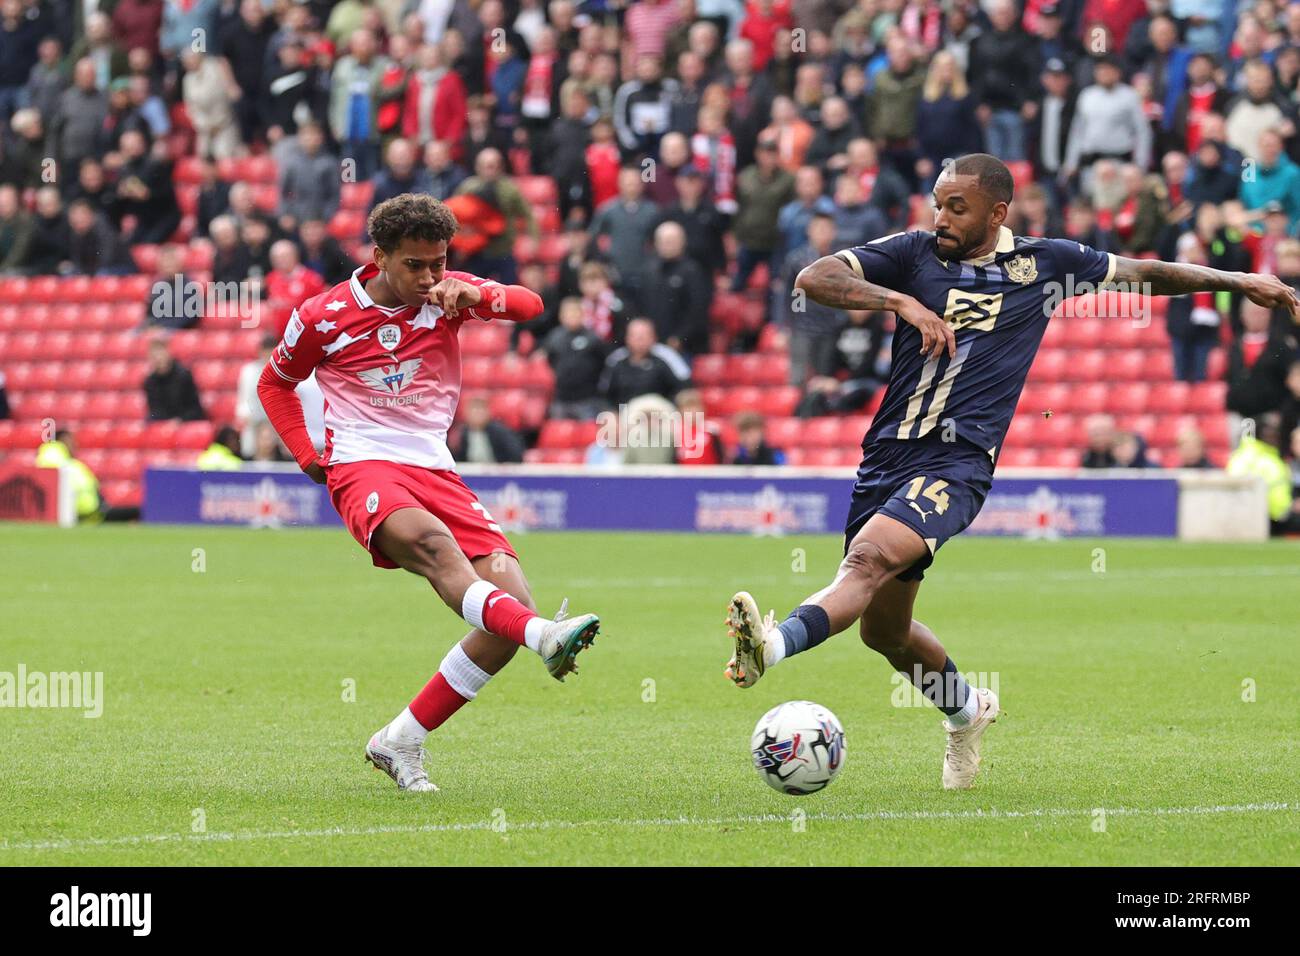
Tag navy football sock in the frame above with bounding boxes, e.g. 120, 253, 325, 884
776, 605, 831, 660
923, 658, 972, 717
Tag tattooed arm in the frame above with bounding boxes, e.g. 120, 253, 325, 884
1111, 256, 1300, 318
795, 254, 957, 359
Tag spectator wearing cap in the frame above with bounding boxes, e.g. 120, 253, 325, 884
915, 50, 981, 193
1028, 57, 1076, 192
1064, 56, 1152, 182
969, 0, 1038, 162
731, 134, 794, 293
1032, 4, 1076, 75
656, 164, 729, 277
1239, 129, 1300, 233
640, 220, 713, 355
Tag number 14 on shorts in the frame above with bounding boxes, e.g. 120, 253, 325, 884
905, 477, 951, 515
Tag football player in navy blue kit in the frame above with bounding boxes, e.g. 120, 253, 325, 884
724, 154, 1299, 789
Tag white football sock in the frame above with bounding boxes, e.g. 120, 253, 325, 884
387, 706, 427, 743
523, 618, 545, 653
460, 579, 495, 630
439, 643, 491, 700
764, 633, 786, 667
946, 688, 980, 727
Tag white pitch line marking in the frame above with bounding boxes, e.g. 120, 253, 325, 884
1, 802, 1293, 854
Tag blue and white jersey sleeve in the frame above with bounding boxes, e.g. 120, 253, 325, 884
1045, 238, 1117, 288
836, 232, 918, 291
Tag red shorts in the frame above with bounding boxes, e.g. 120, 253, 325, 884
326, 460, 516, 569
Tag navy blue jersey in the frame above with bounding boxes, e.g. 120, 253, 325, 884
838, 227, 1115, 460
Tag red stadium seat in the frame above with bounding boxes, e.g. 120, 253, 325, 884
800, 448, 848, 468
765, 416, 803, 449
1106, 383, 1152, 415
1107, 350, 1147, 382
62, 276, 97, 304
839, 416, 873, 445
521, 354, 555, 392
1060, 317, 1103, 349
755, 386, 800, 418
340, 181, 374, 211
0, 421, 47, 450
999, 448, 1040, 467
692, 354, 728, 386
1066, 350, 1108, 382
1098, 319, 1144, 350
756, 323, 788, 354
516, 176, 558, 206
1028, 348, 1067, 382
207, 392, 237, 423
1070, 383, 1110, 414
1141, 349, 1175, 381
801, 417, 843, 447
1186, 381, 1227, 414
1204, 348, 1227, 381
1039, 449, 1081, 468
175, 421, 214, 449
28, 275, 61, 302
519, 394, 548, 430
1147, 381, 1190, 414
141, 420, 180, 449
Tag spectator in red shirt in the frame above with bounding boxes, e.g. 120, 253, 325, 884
739, 0, 792, 74
265, 239, 326, 316
585, 116, 621, 209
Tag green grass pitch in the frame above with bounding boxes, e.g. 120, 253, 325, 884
1, 521, 1297, 866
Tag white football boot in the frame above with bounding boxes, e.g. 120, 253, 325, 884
725, 591, 779, 688
537, 600, 600, 682
365, 726, 439, 792
942, 687, 1000, 790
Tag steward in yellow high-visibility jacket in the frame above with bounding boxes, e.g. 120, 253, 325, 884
196, 426, 244, 471
34, 432, 102, 521
1227, 414, 1292, 528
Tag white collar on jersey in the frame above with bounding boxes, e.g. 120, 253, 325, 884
961, 226, 1016, 266
348, 265, 374, 309
348, 264, 408, 316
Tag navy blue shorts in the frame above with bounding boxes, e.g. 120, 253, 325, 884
844, 436, 995, 581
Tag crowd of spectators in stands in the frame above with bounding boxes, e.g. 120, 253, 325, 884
0, 0, 1299, 495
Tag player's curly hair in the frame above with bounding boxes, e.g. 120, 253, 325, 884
367, 193, 459, 252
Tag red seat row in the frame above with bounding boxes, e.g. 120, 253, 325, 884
0, 275, 153, 305
1028, 347, 1227, 383
693, 353, 792, 388
1017, 380, 1228, 416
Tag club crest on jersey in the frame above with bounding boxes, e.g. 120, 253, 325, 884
358, 358, 422, 396
1004, 254, 1038, 284
377, 323, 402, 351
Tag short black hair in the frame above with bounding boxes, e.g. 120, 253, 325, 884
367, 193, 459, 253
949, 153, 1014, 205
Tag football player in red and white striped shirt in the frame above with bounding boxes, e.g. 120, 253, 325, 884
258, 193, 602, 792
